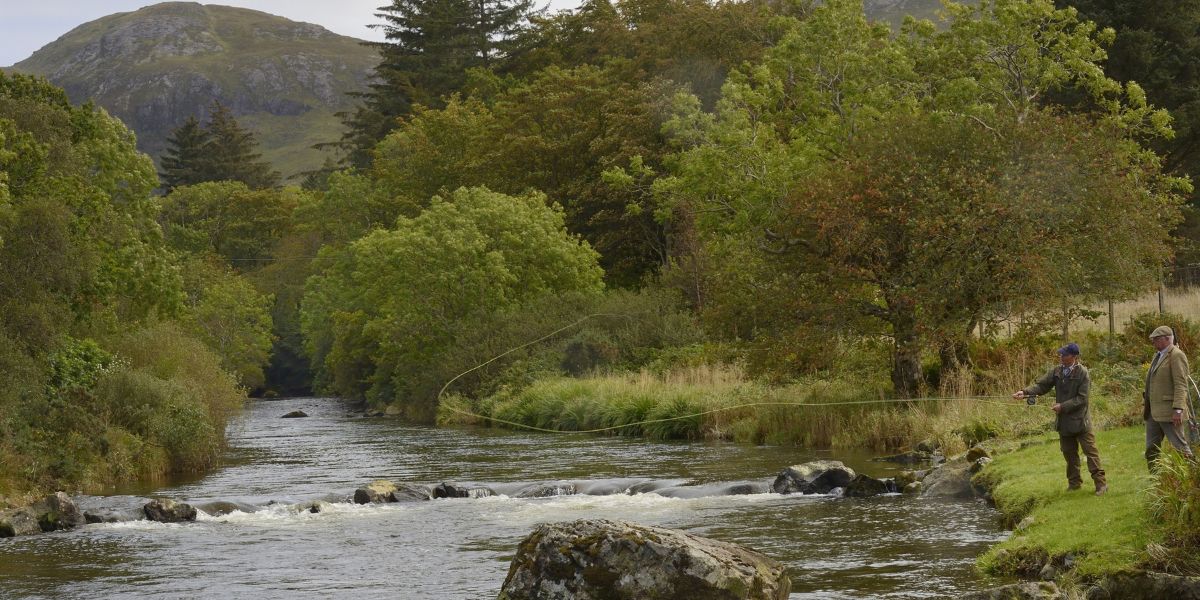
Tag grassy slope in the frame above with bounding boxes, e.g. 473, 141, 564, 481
975, 427, 1156, 579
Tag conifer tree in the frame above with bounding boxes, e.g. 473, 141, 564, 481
337, 0, 538, 167
160, 102, 280, 190
202, 102, 281, 189
159, 116, 211, 192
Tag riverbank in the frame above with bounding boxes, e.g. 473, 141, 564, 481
974, 425, 1200, 593
975, 427, 1155, 580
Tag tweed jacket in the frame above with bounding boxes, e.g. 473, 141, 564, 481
1145, 345, 1191, 422
1024, 364, 1091, 435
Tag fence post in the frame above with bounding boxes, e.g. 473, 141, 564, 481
1108, 299, 1114, 337
1159, 285, 1165, 314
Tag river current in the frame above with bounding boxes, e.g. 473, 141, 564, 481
0, 397, 1011, 598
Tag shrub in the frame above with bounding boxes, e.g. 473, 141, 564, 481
1146, 448, 1200, 574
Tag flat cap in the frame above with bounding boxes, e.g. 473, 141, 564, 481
1057, 343, 1080, 356
1150, 325, 1174, 339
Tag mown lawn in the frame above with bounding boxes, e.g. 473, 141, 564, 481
975, 426, 1157, 579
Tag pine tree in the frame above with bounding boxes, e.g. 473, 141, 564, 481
202, 102, 281, 189
159, 116, 211, 192
336, 0, 538, 168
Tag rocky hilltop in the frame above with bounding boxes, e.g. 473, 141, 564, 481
9, 2, 377, 179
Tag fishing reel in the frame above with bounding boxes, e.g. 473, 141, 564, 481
1024, 394, 1039, 406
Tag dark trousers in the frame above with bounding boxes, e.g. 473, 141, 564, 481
1146, 419, 1194, 468
1060, 430, 1105, 486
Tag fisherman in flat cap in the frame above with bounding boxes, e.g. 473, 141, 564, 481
1014, 342, 1107, 495
1144, 325, 1194, 468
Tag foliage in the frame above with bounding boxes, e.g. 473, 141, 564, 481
338, 0, 539, 167
160, 180, 303, 267
0, 73, 247, 497
301, 186, 604, 419
1056, 0, 1200, 212
658, 0, 1185, 393
179, 257, 276, 391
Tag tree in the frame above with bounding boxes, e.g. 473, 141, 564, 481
301, 186, 604, 419
1051, 0, 1200, 256
785, 111, 1183, 396
179, 257, 275, 391
202, 102, 281, 189
160, 102, 280, 190
338, 0, 539, 167
658, 0, 1180, 391
159, 116, 211, 192
159, 181, 302, 268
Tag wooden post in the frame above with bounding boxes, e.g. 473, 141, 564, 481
1159, 284, 1166, 314
1108, 299, 1115, 337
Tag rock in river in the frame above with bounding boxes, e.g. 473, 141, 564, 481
843, 474, 895, 498
771, 460, 856, 494
433, 482, 495, 499
497, 518, 790, 600
144, 498, 198, 523
354, 480, 431, 503
0, 492, 85, 537
281, 410, 308, 418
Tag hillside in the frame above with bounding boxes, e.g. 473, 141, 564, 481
8, 2, 377, 180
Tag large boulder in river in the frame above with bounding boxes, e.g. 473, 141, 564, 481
497, 519, 790, 600
772, 460, 856, 495
354, 480, 431, 503
143, 498, 198, 523
920, 458, 977, 499
0, 492, 85, 537
843, 474, 895, 498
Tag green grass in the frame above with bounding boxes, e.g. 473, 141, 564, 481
440, 364, 1104, 453
975, 426, 1157, 580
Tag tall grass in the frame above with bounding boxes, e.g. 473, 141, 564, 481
1145, 448, 1200, 575
439, 363, 1128, 454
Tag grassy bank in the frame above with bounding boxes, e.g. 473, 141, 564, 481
975, 427, 1156, 580
439, 364, 1139, 456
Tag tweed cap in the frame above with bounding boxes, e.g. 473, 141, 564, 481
1150, 325, 1174, 339
1057, 343, 1080, 356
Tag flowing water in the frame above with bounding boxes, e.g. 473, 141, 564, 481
0, 398, 1011, 598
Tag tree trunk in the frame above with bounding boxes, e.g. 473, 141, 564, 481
889, 305, 923, 399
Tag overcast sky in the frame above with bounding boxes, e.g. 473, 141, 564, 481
0, 1, 576, 66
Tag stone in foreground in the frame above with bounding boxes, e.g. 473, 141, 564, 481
497, 518, 790, 600
0, 492, 85, 537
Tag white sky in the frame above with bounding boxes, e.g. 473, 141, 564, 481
0, 1, 578, 66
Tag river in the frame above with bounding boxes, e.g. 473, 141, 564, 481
0, 397, 1011, 598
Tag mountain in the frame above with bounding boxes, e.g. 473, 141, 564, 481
8, 2, 377, 180
865, 0, 953, 27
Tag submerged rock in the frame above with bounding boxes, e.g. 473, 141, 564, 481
433, 482, 495, 499
143, 498, 198, 523
497, 518, 790, 600
874, 450, 937, 464
281, 410, 309, 418
772, 460, 856, 495
515, 483, 577, 498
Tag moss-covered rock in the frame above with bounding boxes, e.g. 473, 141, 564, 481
498, 518, 790, 599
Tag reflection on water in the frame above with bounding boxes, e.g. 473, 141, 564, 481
0, 398, 1011, 598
